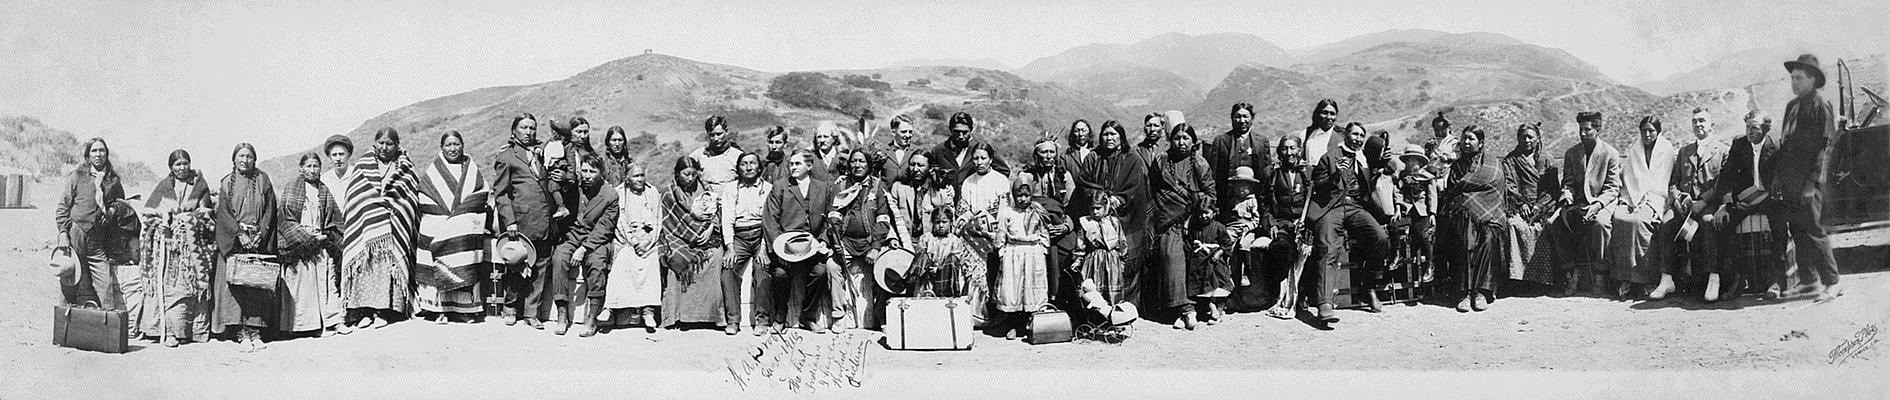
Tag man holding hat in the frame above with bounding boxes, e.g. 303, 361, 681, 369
762, 150, 841, 333
1773, 54, 1841, 301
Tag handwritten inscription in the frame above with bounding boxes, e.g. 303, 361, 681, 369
1828, 324, 1879, 365
726, 332, 869, 393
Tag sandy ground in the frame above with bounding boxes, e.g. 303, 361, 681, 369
1, 184, 1886, 399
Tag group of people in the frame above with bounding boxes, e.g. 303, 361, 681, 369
51, 53, 1847, 350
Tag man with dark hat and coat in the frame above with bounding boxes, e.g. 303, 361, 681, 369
1774, 54, 1842, 302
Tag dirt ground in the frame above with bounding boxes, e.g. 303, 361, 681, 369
1, 186, 1886, 399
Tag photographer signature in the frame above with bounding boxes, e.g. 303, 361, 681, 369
725, 332, 869, 393
1827, 324, 1879, 365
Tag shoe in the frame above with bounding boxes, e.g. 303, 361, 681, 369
1650, 274, 1677, 300
754, 324, 768, 337
577, 324, 597, 338
641, 309, 658, 333
1614, 282, 1633, 300
1560, 271, 1580, 297
1456, 295, 1473, 313
725, 325, 740, 336
500, 314, 517, 326
1004, 329, 1018, 340
1365, 290, 1384, 313
319, 328, 335, 338
1472, 293, 1489, 312
336, 324, 354, 335
1172, 318, 1184, 330
1814, 284, 1842, 302
554, 320, 571, 336
366, 316, 389, 330
1316, 303, 1338, 323
1784, 283, 1825, 299
1762, 284, 1782, 300
1239, 276, 1252, 287
1703, 274, 1722, 302
433, 314, 450, 325
1263, 306, 1294, 320
161, 336, 179, 348
523, 317, 544, 330
1181, 312, 1198, 331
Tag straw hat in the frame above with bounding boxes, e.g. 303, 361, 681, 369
771, 231, 830, 263
1399, 144, 1430, 165
873, 248, 916, 294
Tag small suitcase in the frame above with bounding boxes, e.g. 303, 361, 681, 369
883, 297, 974, 350
1027, 306, 1073, 345
53, 303, 129, 354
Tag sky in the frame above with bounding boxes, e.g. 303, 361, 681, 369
3, 0, 1884, 168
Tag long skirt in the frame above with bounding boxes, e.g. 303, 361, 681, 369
605, 244, 662, 309
1505, 216, 1558, 285
210, 255, 275, 332
994, 244, 1049, 313
138, 216, 214, 342
1607, 207, 1664, 284
1078, 249, 1126, 304
661, 247, 727, 327
279, 252, 345, 332
1442, 217, 1505, 294
342, 237, 413, 313
1152, 227, 1192, 310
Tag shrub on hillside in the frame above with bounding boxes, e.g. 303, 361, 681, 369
767, 72, 877, 114
842, 74, 892, 92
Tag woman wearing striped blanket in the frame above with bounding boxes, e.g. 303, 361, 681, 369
413, 131, 492, 323
341, 127, 421, 330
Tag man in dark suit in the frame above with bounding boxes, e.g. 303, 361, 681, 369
1551, 111, 1621, 296
1773, 54, 1841, 301
1305, 121, 1389, 323
492, 113, 565, 329
762, 150, 841, 332
1714, 109, 1782, 300
554, 154, 619, 337
928, 112, 1010, 186
1207, 103, 1274, 221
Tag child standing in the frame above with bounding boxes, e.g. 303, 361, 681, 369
994, 178, 1049, 340
1076, 194, 1127, 310
1187, 209, 1234, 325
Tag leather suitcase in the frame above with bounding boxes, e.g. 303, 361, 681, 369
883, 297, 974, 350
1028, 306, 1073, 345
53, 303, 129, 354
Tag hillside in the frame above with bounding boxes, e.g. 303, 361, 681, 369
1052, 62, 1204, 112
260, 54, 1127, 186
1016, 32, 1292, 89
1635, 45, 1869, 96
0, 116, 157, 185
887, 57, 1010, 71
1191, 32, 1643, 143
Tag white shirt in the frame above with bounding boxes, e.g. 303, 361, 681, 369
692, 146, 745, 190
1305, 128, 1334, 166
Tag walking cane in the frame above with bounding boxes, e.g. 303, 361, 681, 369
1273, 175, 1318, 316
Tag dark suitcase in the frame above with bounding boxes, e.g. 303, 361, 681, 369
53, 303, 129, 354
1027, 306, 1073, 345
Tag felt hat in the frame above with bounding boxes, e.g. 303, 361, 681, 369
494, 231, 536, 268
1229, 166, 1262, 184
323, 134, 354, 154
48, 246, 77, 286
873, 248, 916, 294
1399, 144, 1430, 165
771, 231, 830, 263
1783, 54, 1826, 88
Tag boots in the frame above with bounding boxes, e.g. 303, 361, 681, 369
1703, 273, 1722, 302
1649, 273, 1677, 300
640, 307, 658, 333
1316, 303, 1338, 323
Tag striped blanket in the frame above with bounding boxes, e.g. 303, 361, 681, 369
414, 157, 491, 312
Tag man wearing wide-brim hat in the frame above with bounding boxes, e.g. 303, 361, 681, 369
1772, 53, 1842, 302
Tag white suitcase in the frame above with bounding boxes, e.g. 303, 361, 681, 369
883, 297, 975, 350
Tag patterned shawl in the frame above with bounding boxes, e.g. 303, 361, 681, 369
342, 155, 420, 265
661, 183, 722, 285
276, 175, 340, 262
